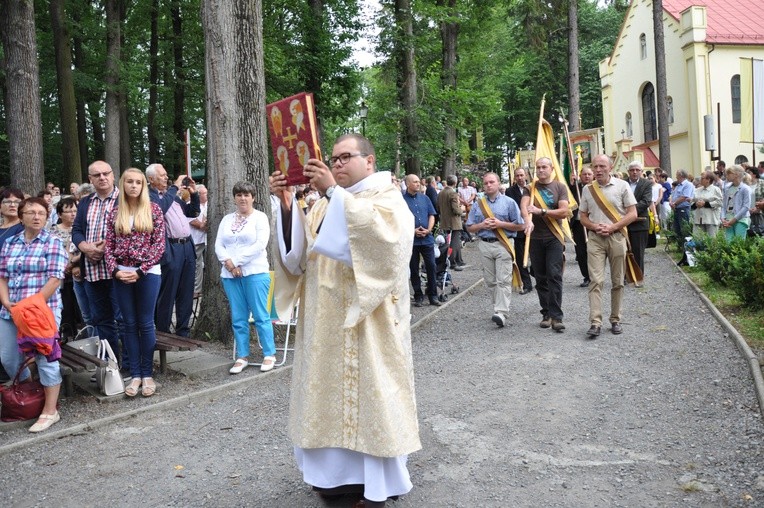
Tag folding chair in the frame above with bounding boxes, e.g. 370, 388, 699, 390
237, 272, 297, 368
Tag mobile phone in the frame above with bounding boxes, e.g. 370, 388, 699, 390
182, 176, 192, 187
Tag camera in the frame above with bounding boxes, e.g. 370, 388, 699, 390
182, 176, 192, 187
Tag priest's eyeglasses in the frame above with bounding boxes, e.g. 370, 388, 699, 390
328, 152, 368, 167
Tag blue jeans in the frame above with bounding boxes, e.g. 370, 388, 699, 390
0, 308, 63, 386
409, 243, 437, 300
222, 273, 275, 359
72, 279, 92, 326
84, 278, 124, 365
673, 207, 691, 248
114, 274, 161, 378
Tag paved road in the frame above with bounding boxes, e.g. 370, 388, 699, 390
1, 245, 763, 507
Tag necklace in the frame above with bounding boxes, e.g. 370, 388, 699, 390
231, 211, 251, 234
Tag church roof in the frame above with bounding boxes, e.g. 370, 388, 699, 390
662, 0, 764, 45
627, 144, 661, 168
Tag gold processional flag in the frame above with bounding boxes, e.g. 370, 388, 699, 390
533, 98, 576, 240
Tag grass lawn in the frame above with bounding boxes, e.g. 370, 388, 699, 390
661, 237, 764, 351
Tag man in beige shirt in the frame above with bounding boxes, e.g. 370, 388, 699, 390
579, 155, 637, 338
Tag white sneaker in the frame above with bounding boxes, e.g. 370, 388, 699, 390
491, 313, 506, 328
229, 359, 248, 374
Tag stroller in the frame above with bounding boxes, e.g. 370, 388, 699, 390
434, 231, 460, 302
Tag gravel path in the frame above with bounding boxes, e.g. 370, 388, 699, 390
1, 243, 763, 507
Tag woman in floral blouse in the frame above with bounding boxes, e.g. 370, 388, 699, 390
105, 168, 165, 397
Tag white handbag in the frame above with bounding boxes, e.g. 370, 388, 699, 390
96, 340, 125, 396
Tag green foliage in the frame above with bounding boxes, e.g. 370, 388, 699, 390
693, 235, 764, 310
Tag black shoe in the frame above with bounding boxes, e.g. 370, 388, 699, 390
428, 298, 441, 306
453, 265, 464, 271
611, 322, 623, 335
413, 297, 424, 308
586, 325, 601, 338
579, 279, 590, 287
519, 287, 533, 295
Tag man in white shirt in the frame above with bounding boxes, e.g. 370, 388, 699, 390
189, 185, 208, 294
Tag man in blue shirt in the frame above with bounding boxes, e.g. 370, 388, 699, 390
670, 168, 694, 256
403, 174, 440, 307
466, 172, 524, 327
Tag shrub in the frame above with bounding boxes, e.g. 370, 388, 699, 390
694, 235, 764, 309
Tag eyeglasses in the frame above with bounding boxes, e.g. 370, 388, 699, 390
328, 152, 368, 166
89, 169, 113, 179
22, 211, 47, 218
1, 199, 21, 206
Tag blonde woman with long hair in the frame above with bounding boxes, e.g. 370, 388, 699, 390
105, 168, 166, 397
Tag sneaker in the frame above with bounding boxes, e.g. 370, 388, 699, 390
491, 313, 506, 328
29, 412, 60, 433
579, 278, 590, 287
539, 315, 552, 328
551, 319, 565, 332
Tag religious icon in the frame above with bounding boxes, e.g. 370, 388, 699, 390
277, 146, 289, 174
296, 141, 310, 167
290, 99, 305, 133
271, 107, 283, 138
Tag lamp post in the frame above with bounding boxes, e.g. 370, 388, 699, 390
360, 101, 368, 137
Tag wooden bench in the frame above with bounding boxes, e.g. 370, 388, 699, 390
59, 343, 107, 397
154, 331, 210, 374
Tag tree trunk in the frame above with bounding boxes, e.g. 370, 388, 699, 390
395, 0, 420, 176
71, 5, 89, 175
118, 0, 130, 171
104, 0, 121, 176
172, 0, 185, 175
439, 0, 458, 178
200, 0, 269, 342
50, 0, 82, 188
147, 0, 159, 163
568, 0, 581, 131
653, 0, 671, 175
1, 0, 45, 192
88, 101, 105, 161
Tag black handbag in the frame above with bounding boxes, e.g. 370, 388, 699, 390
0, 358, 46, 422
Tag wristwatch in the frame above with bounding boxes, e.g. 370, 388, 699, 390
541, 208, 547, 216
325, 185, 337, 200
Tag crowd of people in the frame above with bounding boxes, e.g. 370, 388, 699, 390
0, 162, 269, 434
1, 141, 763, 507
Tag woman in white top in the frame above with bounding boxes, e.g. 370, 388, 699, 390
215, 181, 276, 373
691, 171, 723, 238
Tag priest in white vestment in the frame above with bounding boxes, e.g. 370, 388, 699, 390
269, 134, 421, 507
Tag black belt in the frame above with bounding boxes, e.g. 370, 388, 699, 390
480, 237, 499, 243
168, 236, 191, 244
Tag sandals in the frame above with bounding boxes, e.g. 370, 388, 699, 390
29, 411, 60, 433
125, 378, 142, 397
141, 378, 156, 397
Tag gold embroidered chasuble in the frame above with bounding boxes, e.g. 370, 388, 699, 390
272, 176, 421, 458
